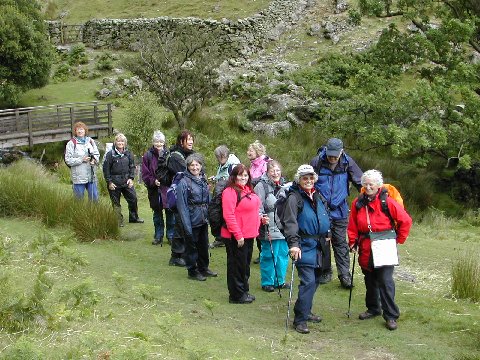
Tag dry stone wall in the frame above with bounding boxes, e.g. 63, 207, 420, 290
50, 0, 315, 54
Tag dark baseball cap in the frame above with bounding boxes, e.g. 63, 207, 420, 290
326, 138, 343, 157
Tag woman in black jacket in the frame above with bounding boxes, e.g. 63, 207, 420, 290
103, 133, 144, 227
176, 153, 217, 281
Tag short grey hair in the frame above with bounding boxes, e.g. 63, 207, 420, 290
152, 130, 165, 144
214, 145, 230, 160
361, 169, 384, 187
186, 153, 204, 168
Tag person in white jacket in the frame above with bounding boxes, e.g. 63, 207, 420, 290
64, 122, 100, 201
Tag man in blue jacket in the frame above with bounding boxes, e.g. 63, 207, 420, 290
310, 138, 363, 289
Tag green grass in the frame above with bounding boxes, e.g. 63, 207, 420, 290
0, 201, 479, 358
41, 0, 271, 24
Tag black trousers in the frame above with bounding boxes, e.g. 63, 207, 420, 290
171, 212, 186, 258
184, 224, 209, 275
224, 237, 254, 301
108, 185, 139, 223
362, 266, 400, 321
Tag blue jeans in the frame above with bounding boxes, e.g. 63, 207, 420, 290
73, 182, 98, 201
294, 265, 322, 325
152, 208, 175, 240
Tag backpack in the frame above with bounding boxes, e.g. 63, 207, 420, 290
64, 137, 95, 168
165, 172, 192, 212
357, 183, 405, 229
155, 149, 173, 186
207, 184, 245, 237
274, 184, 329, 235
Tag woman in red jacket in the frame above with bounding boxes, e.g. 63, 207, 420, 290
222, 164, 268, 304
347, 169, 412, 331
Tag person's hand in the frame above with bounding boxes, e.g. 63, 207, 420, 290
155, 179, 161, 187
349, 244, 358, 253
127, 179, 134, 188
82, 155, 90, 162
108, 182, 116, 191
208, 175, 215, 182
237, 238, 245, 248
260, 214, 269, 225
289, 247, 301, 261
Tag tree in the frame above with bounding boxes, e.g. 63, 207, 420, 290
125, 25, 237, 129
0, 0, 53, 107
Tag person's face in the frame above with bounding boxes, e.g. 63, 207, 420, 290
75, 127, 85, 137
116, 140, 125, 150
327, 152, 342, 165
153, 140, 165, 150
247, 146, 257, 160
188, 160, 202, 177
363, 178, 381, 197
217, 155, 227, 165
182, 135, 194, 151
299, 174, 315, 191
267, 165, 281, 182
236, 170, 249, 186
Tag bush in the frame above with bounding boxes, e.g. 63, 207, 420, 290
0, 160, 118, 241
52, 63, 71, 83
95, 52, 115, 71
68, 44, 89, 66
348, 9, 362, 26
452, 252, 480, 302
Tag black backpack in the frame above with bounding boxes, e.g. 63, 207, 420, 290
207, 183, 245, 237
155, 150, 183, 187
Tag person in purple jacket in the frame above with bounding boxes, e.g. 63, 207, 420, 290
142, 131, 175, 246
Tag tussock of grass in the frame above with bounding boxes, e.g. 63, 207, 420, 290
0, 160, 118, 241
452, 252, 480, 302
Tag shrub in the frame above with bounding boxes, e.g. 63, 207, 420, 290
0, 160, 118, 241
52, 63, 71, 83
452, 252, 480, 302
348, 8, 362, 26
68, 43, 88, 66
95, 52, 115, 71
0, 337, 44, 360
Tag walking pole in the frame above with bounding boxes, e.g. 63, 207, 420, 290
285, 259, 296, 334
266, 225, 282, 298
346, 249, 356, 318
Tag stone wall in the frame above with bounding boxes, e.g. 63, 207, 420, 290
75, 0, 315, 54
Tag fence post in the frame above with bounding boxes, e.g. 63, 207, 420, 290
94, 102, 99, 124
107, 103, 112, 135
56, 105, 61, 128
15, 109, 20, 132
27, 111, 33, 149
70, 106, 75, 136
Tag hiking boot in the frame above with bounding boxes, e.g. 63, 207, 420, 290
167, 238, 173, 246
229, 294, 254, 304
262, 285, 275, 292
276, 283, 291, 289
307, 313, 322, 323
253, 257, 260, 264
129, 218, 144, 223
359, 311, 380, 320
247, 293, 255, 301
152, 238, 163, 246
168, 257, 186, 267
209, 240, 225, 248
294, 323, 310, 334
318, 270, 332, 284
200, 269, 218, 277
188, 271, 207, 281
386, 319, 398, 331
339, 274, 353, 289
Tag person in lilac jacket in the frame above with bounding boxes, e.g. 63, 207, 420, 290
141, 131, 174, 246
221, 164, 269, 304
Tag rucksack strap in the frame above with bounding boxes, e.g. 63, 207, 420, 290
379, 188, 396, 229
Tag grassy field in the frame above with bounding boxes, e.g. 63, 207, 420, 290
0, 184, 479, 359
41, 0, 271, 23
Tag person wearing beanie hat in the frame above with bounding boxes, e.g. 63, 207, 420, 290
282, 164, 331, 334
310, 138, 363, 289
142, 130, 175, 246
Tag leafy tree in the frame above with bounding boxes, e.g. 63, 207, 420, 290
125, 25, 237, 129
0, 0, 53, 107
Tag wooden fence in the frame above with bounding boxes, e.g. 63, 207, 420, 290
0, 102, 112, 148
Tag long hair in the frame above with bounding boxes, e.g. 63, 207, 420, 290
226, 163, 252, 190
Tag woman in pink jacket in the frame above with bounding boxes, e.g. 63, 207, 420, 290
222, 163, 268, 304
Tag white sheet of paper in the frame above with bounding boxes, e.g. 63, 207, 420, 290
371, 238, 398, 267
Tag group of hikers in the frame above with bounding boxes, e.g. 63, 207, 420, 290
64, 121, 412, 334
